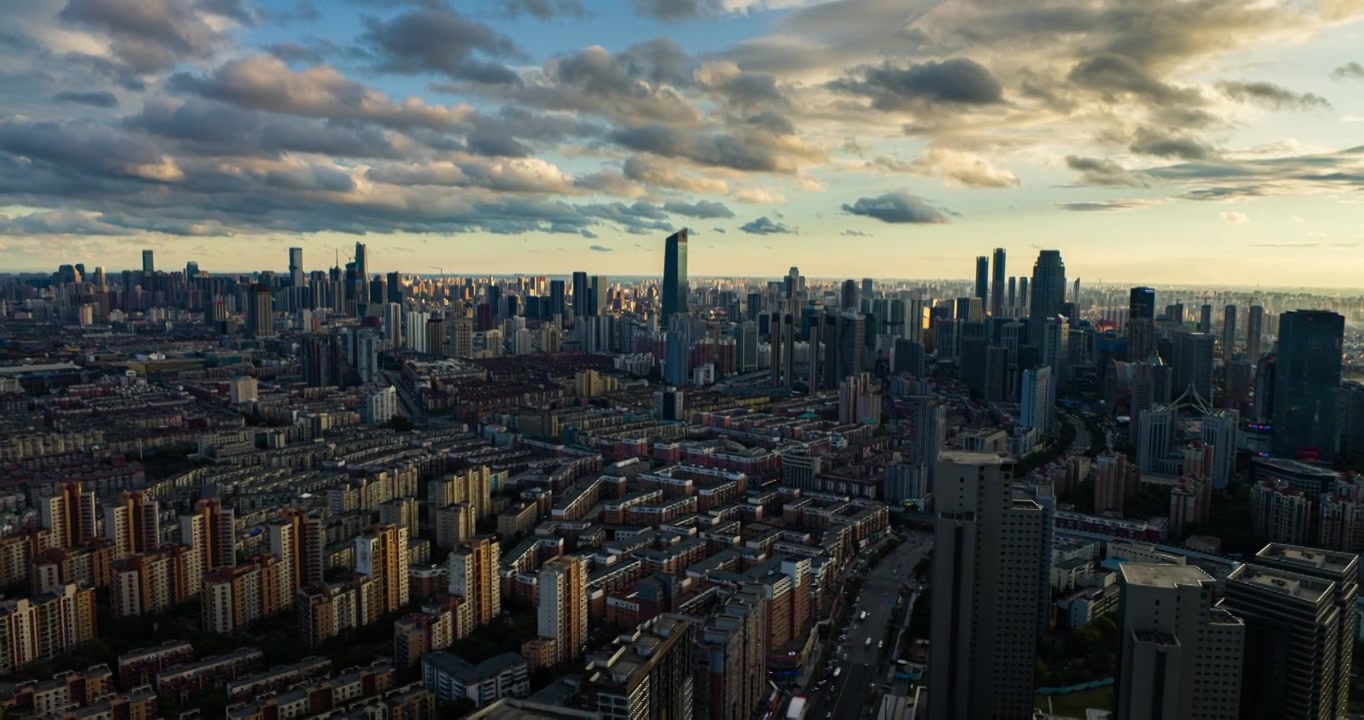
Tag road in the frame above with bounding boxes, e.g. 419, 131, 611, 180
805, 530, 933, 720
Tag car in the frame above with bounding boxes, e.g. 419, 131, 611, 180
878, 641, 884, 649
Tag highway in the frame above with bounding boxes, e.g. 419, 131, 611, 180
805, 530, 933, 720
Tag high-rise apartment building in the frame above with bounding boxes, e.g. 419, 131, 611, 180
180, 498, 235, 571
529, 555, 588, 668
1021, 366, 1054, 434
662, 230, 689, 320
141, 249, 154, 276
1114, 564, 1245, 719
270, 507, 323, 593
1128, 287, 1157, 360
38, 483, 97, 549
288, 247, 303, 285
447, 535, 501, 632
355, 524, 410, 615
1272, 310, 1344, 462
694, 589, 767, 720
0, 584, 98, 675
1224, 544, 1359, 720
103, 491, 160, 559
929, 452, 1046, 720
586, 615, 694, 720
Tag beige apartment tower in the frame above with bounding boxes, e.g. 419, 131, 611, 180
533, 555, 588, 667
1115, 564, 1245, 719
928, 452, 1046, 720
447, 535, 501, 629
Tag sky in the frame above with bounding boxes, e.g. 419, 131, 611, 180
1, 0, 1363, 286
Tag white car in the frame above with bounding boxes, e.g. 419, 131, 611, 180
878, 641, 884, 649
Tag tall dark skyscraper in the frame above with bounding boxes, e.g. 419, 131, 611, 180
549, 279, 566, 319
141, 249, 155, 275
861, 277, 874, 302
246, 284, 274, 338
1246, 304, 1264, 360
1028, 250, 1066, 321
1017, 277, 1029, 314
1198, 303, 1212, 333
662, 230, 688, 320
1223, 304, 1238, 356
571, 271, 589, 317
990, 248, 1006, 317
836, 313, 865, 381
840, 279, 859, 310
974, 256, 989, 305
1006, 276, 1016, 311
288, 247, 303, 274
1128, 287, 1156, 322
353, 241, 369, 310
1273, 310, 1345, 462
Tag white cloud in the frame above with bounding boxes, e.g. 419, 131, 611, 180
1221, 211, 1250, 223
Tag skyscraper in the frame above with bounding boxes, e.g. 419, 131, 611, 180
586, 615, 694, 719
836, 313, 865, 381
840, 279, 859, 310
1006, 276, 1016, 312
354, 524, 410, 615
1246, 304, 1264, 360
1172, 331, 1216, 401
1198, 303, 1212, 333
246, 284, 274, 338
1224, 543, 1359, 720
662, 230, 688, 320
448, 535, 501, 630
1114, 565, 1244, 720
1129, 287, 1156, 323
974, 256, 989, 305
990, 248, 1006, 317
103, 491, 160, 559
588, 275, 608, 316
1272, 310, 1344, 462
353, 241, 369, 307
929, 452, 1045, 720
571, 271, 589, 318
1028, 250, 1066, 322
1223, 304, 1237, 356
141, 249, 155, 275
288, 247, 303, 285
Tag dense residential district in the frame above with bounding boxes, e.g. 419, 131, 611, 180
0, 237, 1362, 720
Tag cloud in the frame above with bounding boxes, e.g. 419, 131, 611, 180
739, 216, 795, 234
842, 229, 870, 236
1250, 241, 1360, 248
622, 155, 729, 193
1128, 128, 1214, 160
663, 200, 735, 218
610, 123, 821, 173
830, 59, 1004, 110
1216, 81, 1331, 110
52, 90, 119, 108
1067, 54, 1202, 107
889, 147, 1020, 189
841, 191, 949, 224
580, 229, 598, 238
733, 187, 786, 204
358, 6, 524, 85
578, 201, 675, 234
1065, 156, 1152, 187
589, 244, 613, 252
1332, 62, 1364, 80
1221, 211, 1250, 223
500, 0, 586, 19
170, 55, 470, 132
58, 0, 234, 73
632, 0, 723, 20
1056, 199, 1167, 212
711, 227, 726, 233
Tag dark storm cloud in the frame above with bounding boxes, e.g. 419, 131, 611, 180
1067, 54, 1201, 106
58, 0, 234, 73
1128, 128, 1214, 161
1333, 62, 1364, 80
501, 0, 586, 19
359, 6, 524, 85
52, 90, 120, 108
1216, 81, 1331, 110
1064, 155, 1152, 187
840, 191, 949, 224
739, 216, 794, 234
662, 200, 734, 219
830, 59, 1004, 110
588, 244, 613, 252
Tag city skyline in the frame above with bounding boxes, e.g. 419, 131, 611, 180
1, 1, 1364, 286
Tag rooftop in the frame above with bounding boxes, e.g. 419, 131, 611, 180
1230, 565, 1332, 604
1257, 543, 1358, 575
938, 450, 1011, 465
1119, 563, 1212, 589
